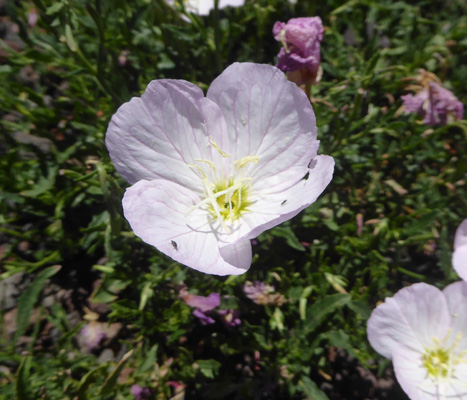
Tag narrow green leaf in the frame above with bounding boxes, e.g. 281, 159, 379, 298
65, 24, 78, 52
14, 265, 61, 343
305, 294, 351, 332
16, 355, 31, 400
78, 365, 106, 400
137, 344, 158, 374
100, 349, 134, 395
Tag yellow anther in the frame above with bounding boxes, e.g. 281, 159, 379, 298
194, 158, 217, 171
234, 155, 259, 170
209, 136, 231, 158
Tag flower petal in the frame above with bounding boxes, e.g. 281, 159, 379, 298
367, 283, 450, 360
122, 179, 251, 275
453, 246, 467, 281
184, 293, 220, 312
106, 79, 230, 191
454, 219, 467, 251
392, 349, 432, 400
207, 62, 320, 193
443, 281, 467, 351
217, 154, 334, 246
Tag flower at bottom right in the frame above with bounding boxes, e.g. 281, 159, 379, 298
367, 282, 467, 399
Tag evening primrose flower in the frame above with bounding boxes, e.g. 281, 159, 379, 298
106, 63, 334, 275
367, 282, 467, 400
273, 17, 324, 86
453, 219, 467, 281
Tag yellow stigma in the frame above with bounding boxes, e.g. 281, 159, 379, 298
208, 178, 251, 222
422, 347, 451, 379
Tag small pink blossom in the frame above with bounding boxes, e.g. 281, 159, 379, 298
401, 70, 463, 126
273, 17, 324, 86
453, 218, 467, 281
78, 322, 106, 351
243, 281, 285, 306
367, 282, 467, 399
182, 292, 220, 325
105, 63, 334, 275
27, 9, 38, 28
131, 384, 152, 400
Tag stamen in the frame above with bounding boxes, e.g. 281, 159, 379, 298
209, 136, 231, 158
194, 158, 217, 171
187, 163, 207, 179
234, 155, 259, 170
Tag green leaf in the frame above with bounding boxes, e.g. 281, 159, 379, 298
137, 344, 158, 374
14, 265, 61, 343
305, 294, 351, 332
77, 365, 106, 400
16, 356, 32, 400
65, 24, 78, 52
100, 349, 134, 395
270, 227, 305, 251
325, 330, 357, 359
299, 376, 329, 400
45, 2, 64, 15
197, 359, 222, 379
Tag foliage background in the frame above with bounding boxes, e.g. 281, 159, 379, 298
0, 0, 466, 398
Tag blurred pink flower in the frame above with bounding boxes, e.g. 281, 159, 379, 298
183, 292, 220, 325
106, 63, 334, 275
243, 281, 285, 306
131, 384, 152, 400
79, 322, 106, 351
401, 70, 463, 126
367, 282, 467, 399
453, 218, 467, 281
273, 17, 323, 86
27, 9, 38, 28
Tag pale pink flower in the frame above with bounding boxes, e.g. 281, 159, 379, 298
106, 63, 334, 275
367, 282, 467, 399
453, 219, 467, 281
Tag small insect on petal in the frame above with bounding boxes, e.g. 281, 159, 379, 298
171, 240, 178, 251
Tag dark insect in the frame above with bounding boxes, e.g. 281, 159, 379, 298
281, 200, 287, 205
171, 240, 178, 251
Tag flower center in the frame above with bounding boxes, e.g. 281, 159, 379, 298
422, 347, 450, 379
185, 137, 258, 232
421, 332, 467, 386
